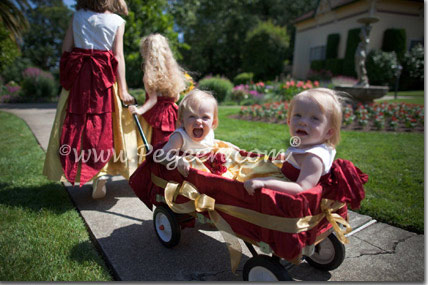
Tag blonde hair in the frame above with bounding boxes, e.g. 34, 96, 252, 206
140, 34, 186, 100
76, 0, 128, 15
177, 89, 219, 129
287, 88, 343, 146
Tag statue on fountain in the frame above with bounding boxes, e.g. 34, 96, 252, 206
355, 24, 372, 87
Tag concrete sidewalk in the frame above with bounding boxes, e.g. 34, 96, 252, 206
0, 103, 424, 282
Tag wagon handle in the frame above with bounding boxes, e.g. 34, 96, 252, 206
121, 96, 151, 153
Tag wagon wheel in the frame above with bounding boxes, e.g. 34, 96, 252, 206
153, 205, 181, 248
305, 233, 345, 271
243, 255, 293, 281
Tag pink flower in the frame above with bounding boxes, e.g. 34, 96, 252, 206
314, 81, 320, 87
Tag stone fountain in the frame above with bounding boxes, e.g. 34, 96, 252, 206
335, 15, 388, 105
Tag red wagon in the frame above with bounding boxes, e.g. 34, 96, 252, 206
129, 146, 367, 281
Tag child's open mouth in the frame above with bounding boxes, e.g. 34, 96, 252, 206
193, 128, 204, 138
296, 130, 308, 136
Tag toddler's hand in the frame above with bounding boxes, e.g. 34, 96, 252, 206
177, 157, 190, 177
244, 179, 264, 195
128, 105, 142, 116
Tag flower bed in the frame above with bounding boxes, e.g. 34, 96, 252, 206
237, 101, 424, 132
231, 79, 320, 104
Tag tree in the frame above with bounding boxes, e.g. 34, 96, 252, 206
169, 0, 316, 80
0, 23, 21, 73
0, 0, 29, 42
21, 0, 72, 71
123, 0, 182, 88
170, 0, 258, 80
242, 21, 289, 81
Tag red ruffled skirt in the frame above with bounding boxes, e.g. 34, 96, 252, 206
142, 96, 178, 147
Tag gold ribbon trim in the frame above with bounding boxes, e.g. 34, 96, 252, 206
151, 173, 352, 271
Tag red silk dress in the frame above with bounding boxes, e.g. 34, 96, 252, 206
59, 48, 117, 185
142, 96, 178, 147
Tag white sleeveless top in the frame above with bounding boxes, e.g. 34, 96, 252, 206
173, 128, 215, 154
285, 144, 336, 175
73, 9, 125, 50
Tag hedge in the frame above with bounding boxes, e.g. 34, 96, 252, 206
326, 33, 340, 59
382, 28, 407, 61
343, 28, 361, 77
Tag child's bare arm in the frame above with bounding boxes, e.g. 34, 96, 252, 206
244, 154, 323, 195
62, 17, 74, 53
112, 23, 134, 105
128, 93, 157, 115
156, 133, 190, 177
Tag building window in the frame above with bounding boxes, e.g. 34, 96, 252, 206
310, 45, 326, 61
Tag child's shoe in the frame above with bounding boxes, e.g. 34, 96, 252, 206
92, 176, 108, 199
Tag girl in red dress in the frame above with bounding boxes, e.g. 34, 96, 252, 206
128, 34, 187, 148
44, 0, 144, 199
244, 88, 344, 195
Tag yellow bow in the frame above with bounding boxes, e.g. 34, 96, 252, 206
155, 175, 242, 274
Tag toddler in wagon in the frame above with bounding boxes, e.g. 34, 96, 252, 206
157, 89, 284, 181
157, 89, 226, 176
244, 88, 342, 195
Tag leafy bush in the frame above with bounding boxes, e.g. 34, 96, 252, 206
400, 44, 424, 90
197, 76, 233, 103
366, 50, 398, 87
0, 82, 22, 103
382, 28, 406, 61
310, 60, 325, 71
20, 67, 57, 102
343, 28, 361, 77
0, 24, 20, 73
325, 58, 344, 75
1, 57, 33, 84
129, 88, 146, 105
233, 72, 254, 85
326, 33, 340, 59
242, 21, 289, 81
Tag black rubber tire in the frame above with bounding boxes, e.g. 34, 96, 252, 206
153, 205, 181, 248
243, 255, 293, 281
305, 233, 345, 271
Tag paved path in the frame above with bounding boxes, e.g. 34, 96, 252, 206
0, 103, 424, 282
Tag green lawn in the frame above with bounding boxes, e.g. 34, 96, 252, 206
0, 111, 112, 281
378, 90, 425, 105
216, 107, 424, 233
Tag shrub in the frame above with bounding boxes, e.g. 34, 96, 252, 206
20, 67, 57, 102
326, 33, 340, 59
343, 28, 361, 77
230, 88, 249, 104
399, 44, 424, 90
197, 76, 233, 103
366, 50, 398, 87
242, 21, 289, 81
233, 72, 254, 85
310, 60, 325, 71
129, 88, 146, 105
382, 28, 406, 61
325, 58, 344, 75
306, 69, 333, 82
1, 57, 33, 84
0, 82, 22, 103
